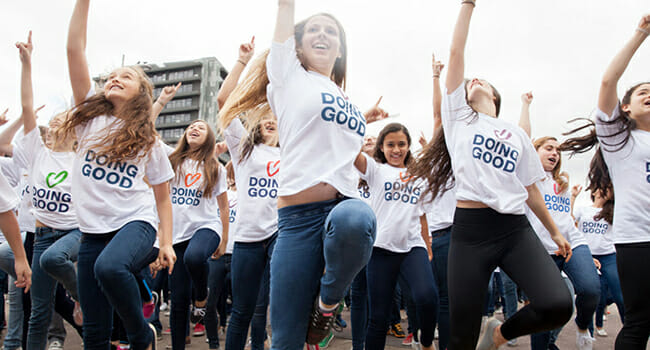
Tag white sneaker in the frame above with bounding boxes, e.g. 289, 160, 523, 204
160, 302, 169, 311
576, 330, 594, 350
434, 327, 439, 339
595, 327, 608, 337
477, 318, 501, 350
47, 341, 64, 350
506, 338, 518, 347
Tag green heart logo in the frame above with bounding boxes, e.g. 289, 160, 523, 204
46, 171, 68, 188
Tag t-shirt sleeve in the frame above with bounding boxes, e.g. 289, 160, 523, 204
358, 153, 377, 183
223, 118, 247, 165
14, 128, 45, 170
145, 142, 175, 185
212, 164, 228, 198
442, 83, 474, 127
515, 132, 546, 187
573, 206, 584, 225
159, 139, 175, 157
0, 158, 19, 187
594, 105, 627, 153
267, 37, 301, 89
0, 172, 19, 213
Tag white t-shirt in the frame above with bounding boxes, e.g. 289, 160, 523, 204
574, 205, 615, 255
73, 111, 174, 234
267, 37, 365, 198
0, 147, 36, 233
12, 129, 77, 230
442, 84, 545, 214
169, 158, 227, 245
0, 172, 19, 214
595, 106, 650, 244
223, 119, 279, 242
359, 154, 428, 253
427, 184, 456, 233
223, 189, 238, 254
526, 173, 587, 254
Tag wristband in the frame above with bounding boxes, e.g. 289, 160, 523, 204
462, 0, 476, 6
636, 27, 649, 36
237, 59, 248, 66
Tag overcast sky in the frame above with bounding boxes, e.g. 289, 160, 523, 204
1, 0, 648, 206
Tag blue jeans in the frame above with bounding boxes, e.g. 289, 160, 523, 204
500, 272, 519, 320
430, 227, 450, 350
206, 254, 231, 349
270, 198, 376, 350
27, 227, 81, 350
531, 245, 600, 348
226, 233, 276, 350
350, 266, 369, 350
77, 221, 157, 350
170, 229, 220, 350
366, 247, 438, 349
250, 261, 270, 350
0, 238, 23, 349
594, 253, 624, 327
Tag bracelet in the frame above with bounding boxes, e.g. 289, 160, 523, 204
433, 74, 440, 78
461, 0, 476, 7
237, 59, 248, 66
636, 27, 649, 36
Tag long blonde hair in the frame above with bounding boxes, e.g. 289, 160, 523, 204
218, 50, 276, 162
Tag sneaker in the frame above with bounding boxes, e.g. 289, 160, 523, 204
162, 327, 171, 335
193, 323, 206, 336
47, 340, 64, 350
306, 299, 340, 345
318, 332, 334, 349
507, 338, 518, 347
434, 327, 439, 340
160, 302, 169, 311
335, 314, 347, 329
116, 345, 130, 350
388, 323, 406, 338
402, 333, 414, 346
476, 317, 502, 350
595, 327, 608, 337
148, 323, 158, 350
143, 291, 159, 319
576, 330, 594, 350
190, 304, 207, 324
73, 301, 83, 326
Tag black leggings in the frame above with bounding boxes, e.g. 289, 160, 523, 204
448, 208, 573, 349
615, 242, 650, 349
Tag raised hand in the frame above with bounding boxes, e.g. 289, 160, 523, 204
521, 92, 533, 105
215, 141, 228, 157
571, 184, 583, 199
16, 31, 33, 64
364, 96, 389, 123
157, 82, 182, 107
419, 131, 427, 148
432, 53, 445, 78
239, 36, 256, 65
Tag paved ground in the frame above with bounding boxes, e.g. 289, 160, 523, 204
9, 302, 643, 349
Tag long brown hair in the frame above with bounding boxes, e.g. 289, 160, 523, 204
587, 149, 614, 224
294, 13, 348, 89
560, 82, 648, 209
58, 66, 157, 163
169, 120, 220, 199
218, 50, 277, 163
533, 136, 569, 193
409, 80, 501, 201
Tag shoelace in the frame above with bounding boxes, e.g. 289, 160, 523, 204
193, 307, 206, 317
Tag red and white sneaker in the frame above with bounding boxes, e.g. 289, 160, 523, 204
193, 323, 206, 336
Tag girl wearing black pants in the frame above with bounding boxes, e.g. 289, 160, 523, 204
561, 14, 650, 349
410, 1, 573, 348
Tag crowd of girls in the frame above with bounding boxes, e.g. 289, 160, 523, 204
0, 1, 647, 350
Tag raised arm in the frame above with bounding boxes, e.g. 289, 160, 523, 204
67, 0, 91, 105
432, 54, 445, 132
446, 0, 475, 92
217, 37, 256, 109
598, 15, 649, 114
273, 0, 295, 43
519, 92, 533, 138
151, 83, 181, 123
16, 32, 36, 134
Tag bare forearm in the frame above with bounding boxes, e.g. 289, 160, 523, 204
0, 212, 26, 261
599, 30, 647, 113
273, 0, 295, 43
433, 76, 442, 131
217, 62, 246, 109
447, 2, 474, 91
519, 103, 531, 138
67, 0, 91, 104
20, 62, 36, 133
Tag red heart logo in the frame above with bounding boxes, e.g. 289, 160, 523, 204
553, 183, 562, 195
185, 173, 201, 187
494, 129, 512, 141
399, 171, 414, 183
266, 160, 280, 177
